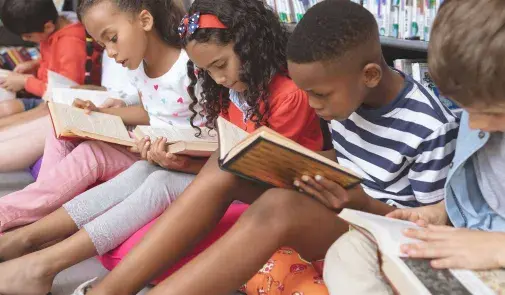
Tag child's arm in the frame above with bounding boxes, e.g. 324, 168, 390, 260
401, 226, 505, 270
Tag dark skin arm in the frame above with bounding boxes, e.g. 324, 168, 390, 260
296, 148, 394, 216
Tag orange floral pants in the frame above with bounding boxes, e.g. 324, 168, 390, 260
241, 248, 328, 295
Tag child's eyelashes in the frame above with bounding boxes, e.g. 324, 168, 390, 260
216, 62, 227, 69
110, 35, 118, 43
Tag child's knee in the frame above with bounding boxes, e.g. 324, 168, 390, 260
324, 230, 380, 294
0, 100, 24, 117
242, 188, 303, 233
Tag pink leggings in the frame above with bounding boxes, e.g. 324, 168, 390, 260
0, 134, 138, 231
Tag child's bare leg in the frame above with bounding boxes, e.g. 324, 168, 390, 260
148, 188, 348, 295
0, 102, 48, 130
0, 207, 78, 261
0, 99, 25, 119
0, 116, 49, 172
0, 229, 96, 295
88, 154, 269, 295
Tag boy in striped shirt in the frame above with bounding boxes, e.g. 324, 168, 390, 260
289, 0, 458, 215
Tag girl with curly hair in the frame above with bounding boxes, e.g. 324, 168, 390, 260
0, 0, 324, 294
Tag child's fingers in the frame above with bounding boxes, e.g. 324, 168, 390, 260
141, 140, 151, 160
294, 179, 333, 209
430, 257, 461, 269
425, 224, 458, 232
403, 227, 448, 241
314, 175, 347, 196
401, 242, 453, 259
300, 175, 326, 193
156, 137, 167, 152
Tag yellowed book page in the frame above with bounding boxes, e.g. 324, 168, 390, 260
51, 88, 118, 106
49, 102, 131, 143
225, 139, 361, 189
216, 117, 249, 159
133, 125, 217, 143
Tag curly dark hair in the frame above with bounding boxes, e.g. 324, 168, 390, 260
182, 0, 289, 130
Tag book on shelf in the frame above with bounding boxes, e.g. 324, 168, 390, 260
216, 116, 362, 189
338, 209, 502, 295
394, 59, 460, 112
48, 102, 217, 156
267, 0, 442, 42
0, 46, 39, 71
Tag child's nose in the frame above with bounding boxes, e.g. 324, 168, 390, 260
106, 47, 118, 59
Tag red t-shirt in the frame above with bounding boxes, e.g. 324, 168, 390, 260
221, 74, 323, 151
25, 23, 102, 97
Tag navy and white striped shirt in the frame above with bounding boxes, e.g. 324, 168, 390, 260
331, 74, 459, 207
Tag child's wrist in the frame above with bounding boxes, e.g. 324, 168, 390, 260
496, 234, 505, 267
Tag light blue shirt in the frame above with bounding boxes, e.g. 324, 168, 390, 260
445, 111, 505, 231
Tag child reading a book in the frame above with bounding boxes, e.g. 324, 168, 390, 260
0, 0, 324, 293
323, 0, 505, 294
0, 0, 101, 119
24, 1, 458, 295
0, 0, 200, 231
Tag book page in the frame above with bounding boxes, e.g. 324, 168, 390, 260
339, 209, 421, 256
452, 270, 498, 295
216, 117, 249, 160
51, 88, 118, 106
48, 70, 78, 88
50, 102, 131, 142
134, 125, 217, 143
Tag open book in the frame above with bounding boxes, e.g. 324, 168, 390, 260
132, 125, 218, 157
48, 102, 136, 147
216, 117, 362, 189
339, 209, 499, 295
49, 88, 119, 106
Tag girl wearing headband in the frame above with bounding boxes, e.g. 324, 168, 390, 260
69, 0, 326, 294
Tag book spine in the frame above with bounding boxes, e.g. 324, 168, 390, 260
391, 0, 400, 38
2, 52, 15, 70
12, 49, 25, 63
19, 48, 32, 61
7, 50, 20, 66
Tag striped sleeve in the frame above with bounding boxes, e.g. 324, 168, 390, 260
408, 121, 459, 203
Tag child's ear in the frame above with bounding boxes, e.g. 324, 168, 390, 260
362, 63, 382, 88
43, 21, 56, 34
139, 10, 154, 32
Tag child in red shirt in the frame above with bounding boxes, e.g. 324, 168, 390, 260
0, 0, 101, 118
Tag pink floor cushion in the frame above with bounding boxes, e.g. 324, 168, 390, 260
30, 157, 43, 180
98, 203, 249, 285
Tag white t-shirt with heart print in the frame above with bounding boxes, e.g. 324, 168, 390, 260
128, 50, 204, 128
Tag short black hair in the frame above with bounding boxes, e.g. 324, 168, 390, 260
0, 0, 58, 35
287, 0, 378, 64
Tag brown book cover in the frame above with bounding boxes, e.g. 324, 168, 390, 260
216, 117, 362, 189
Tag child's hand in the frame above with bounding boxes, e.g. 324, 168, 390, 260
294, 175, 370, 211
147, 137, 189, 170
72, 98, 99, 114
132, 136, 151, 160
401, 226, 505, 270
386, 201, 448, 227
0, 73, 29, 92
99, 98, 126, 109
13, 61, 36, 74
